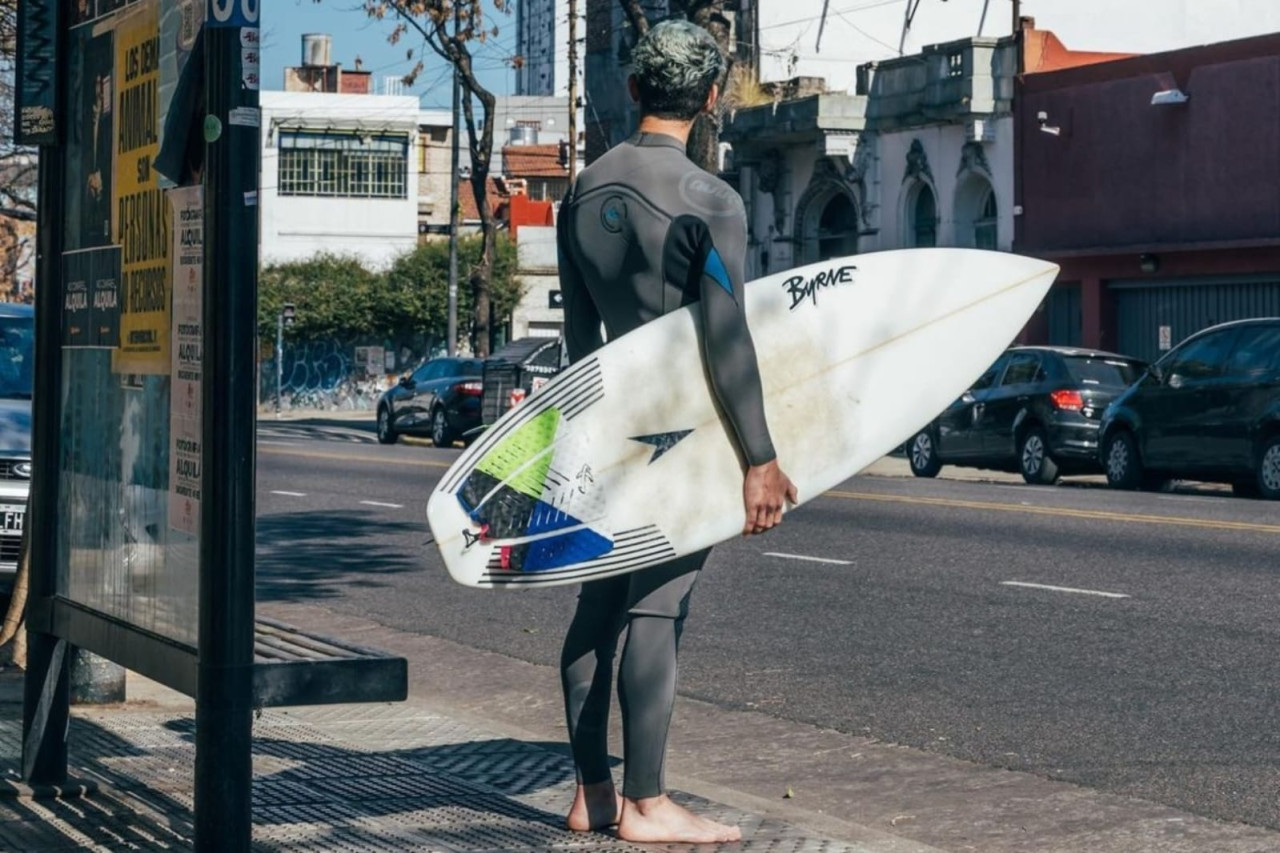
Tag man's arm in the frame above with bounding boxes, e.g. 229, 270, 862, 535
664, 203, 797, 534
667, 211, 775, 467
557, 194, 604, 364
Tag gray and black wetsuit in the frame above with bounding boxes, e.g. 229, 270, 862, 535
557, 132, 775, 799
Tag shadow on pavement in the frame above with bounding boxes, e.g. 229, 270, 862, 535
256, 511, 424, 603
0, 712, 596, 851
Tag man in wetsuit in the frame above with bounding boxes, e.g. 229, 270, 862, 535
556, 20, 798, 845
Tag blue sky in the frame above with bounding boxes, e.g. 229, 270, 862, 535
261, 1, 519, 108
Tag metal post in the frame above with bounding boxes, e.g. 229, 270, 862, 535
275, 311, 282, 414
567, 0, 579, 180
446, 3, 461, 357
23, 55, 70, 785
195, 8, 260, 851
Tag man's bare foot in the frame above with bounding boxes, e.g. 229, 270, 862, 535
566, 781, 623, 832
616, 794, 743, 844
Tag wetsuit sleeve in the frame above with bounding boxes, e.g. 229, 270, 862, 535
557, 194, 604, 364
666, 213, 777, 468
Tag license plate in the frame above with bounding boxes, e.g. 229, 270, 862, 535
0, 508, 23, 534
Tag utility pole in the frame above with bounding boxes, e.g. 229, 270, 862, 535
1012, 0, 1023, 72
567, 0, 579, 180
447, 3, 462, 357
275, 312, 283, 414
275, 304, 294, 415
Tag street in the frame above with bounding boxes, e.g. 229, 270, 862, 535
255, 420, 1280, 835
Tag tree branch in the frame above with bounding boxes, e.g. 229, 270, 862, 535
619, 0, 651, 37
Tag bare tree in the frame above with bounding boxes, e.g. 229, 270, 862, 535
0, 0, 38, 302
340, 0, 506, 356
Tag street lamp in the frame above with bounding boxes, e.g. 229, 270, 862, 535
275, 303, 295, 415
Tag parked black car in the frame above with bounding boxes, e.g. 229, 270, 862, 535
908, 346, 1147, 484
376, 356, 484, 446
1098, 318, 1280, 498
479, 336, 566, 428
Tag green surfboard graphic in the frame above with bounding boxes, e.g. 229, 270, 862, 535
474, 407, 562, 499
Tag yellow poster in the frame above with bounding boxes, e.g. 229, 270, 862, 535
112, 0, 169, 375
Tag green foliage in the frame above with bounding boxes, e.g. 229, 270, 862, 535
259, 236, 526, 345
258, 254, 381, 340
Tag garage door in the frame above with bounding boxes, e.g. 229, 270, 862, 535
1046, 282, 1082, 347
1110, 276, 1280, 364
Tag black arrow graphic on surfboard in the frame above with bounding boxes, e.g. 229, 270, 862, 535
630, 430, 694, 464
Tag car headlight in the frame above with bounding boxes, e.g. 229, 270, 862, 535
12, 462, 30, 479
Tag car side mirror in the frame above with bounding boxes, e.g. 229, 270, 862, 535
961, 391, 976, 404
398, 374, 414, 388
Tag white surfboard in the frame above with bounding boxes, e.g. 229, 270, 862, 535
427, 248, 1058, 589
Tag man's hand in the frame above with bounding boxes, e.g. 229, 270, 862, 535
742, 459, 798, 536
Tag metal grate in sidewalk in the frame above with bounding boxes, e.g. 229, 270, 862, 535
0, 702, 872, 853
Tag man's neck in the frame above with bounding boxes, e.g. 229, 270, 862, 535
636, 116, 695, 147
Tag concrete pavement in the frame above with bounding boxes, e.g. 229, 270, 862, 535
2, 596, 1278, 851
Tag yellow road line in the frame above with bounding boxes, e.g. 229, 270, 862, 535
823, 490, 1280, 535
258, 446, 1275, 536
258, 446, 453, 470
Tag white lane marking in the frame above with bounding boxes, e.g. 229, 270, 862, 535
270, 490, 307, 497
1001, 581, 1129, 599
360, 500, 404, 509
257, 440, 298, 446
764, 552, 853, 566
1156, 495, 1220, 504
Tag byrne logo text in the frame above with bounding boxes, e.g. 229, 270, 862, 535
784, 265, 857, 310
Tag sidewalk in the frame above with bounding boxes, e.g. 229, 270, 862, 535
257, 408, 377, 424
0, 662, 892, 851
1, 602, 1277, 851
860, 455, 1107, 486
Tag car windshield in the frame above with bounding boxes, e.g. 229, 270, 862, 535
1063, 356, 1144, 388
0, 317, 33, 399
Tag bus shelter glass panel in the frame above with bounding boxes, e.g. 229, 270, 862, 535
57, 0, 206, 646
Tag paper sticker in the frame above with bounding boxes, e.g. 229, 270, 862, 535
207, 0, 260, 28
244, 190, 258, 207
168, 186, 204, 536
228, 106, 259, 127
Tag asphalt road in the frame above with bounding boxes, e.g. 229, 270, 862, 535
255, 420, 1280, 831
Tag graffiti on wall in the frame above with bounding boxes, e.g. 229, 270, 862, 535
259, 338, 436, 411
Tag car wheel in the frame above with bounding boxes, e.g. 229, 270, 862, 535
1255, 435, 1280, 500
908, 430, 942, 478
431, 408, 455, 448
1103, 430, 1143, 490
1019, 427, 1059, 485
376, 406, 397, 445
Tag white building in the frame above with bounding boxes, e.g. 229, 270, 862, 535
724, 35, 1018, 279
722, 0, 1280, 282
509, 226, 565, 340
515, 0, 585, 98
751, 0, 1280, 93
260, 91, 421, 269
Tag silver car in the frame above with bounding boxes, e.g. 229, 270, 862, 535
0, 304, 34, 585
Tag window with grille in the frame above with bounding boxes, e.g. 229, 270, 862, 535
278, 132, 409, 199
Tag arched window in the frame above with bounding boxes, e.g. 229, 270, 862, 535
817, 193, 858, 261
912, 185, 937, 248
974, 189, 997, 250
